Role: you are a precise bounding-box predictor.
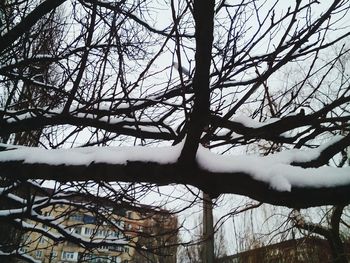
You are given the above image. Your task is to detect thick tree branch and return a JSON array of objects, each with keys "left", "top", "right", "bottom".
[
  {"left": 0, "top": 160, "right": 349, "bottom": 208},
  {"left": 0, "top": 114, "right": 176, "bottom": 140}
]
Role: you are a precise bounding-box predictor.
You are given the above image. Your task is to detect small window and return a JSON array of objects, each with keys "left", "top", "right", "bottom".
[
  {"left": 74, "top": 227, "right": 81, "bottom": 234},
  {"left": 19, "top": 247, "right": 27, "bottom": 253},
  {"left": 62, "top": 251, "right": 75, "bottom": 260},
  {"left": 109, "top": 245, "right": 124, "bottom": 252},
  {"left": 83, "top": 215, "right": 96, "bottom": 224},
  {"left": 112, "top": 256, "right": 121, "bottom": 263},
  {"left": 35, "top": 250, "right": 43, "bottom": 258},
  {"left": 39, "top": 237, "right": 45, "bottom": 244},
  {"left": 112, "top": 231, "right": 120, "bottom": 237},
  {"left": 84, "top": 227, "right": 93, "bottom": 235},
  {"left": 100, "top": 245, "right": 108, "bottom": 250},
  {"left": 51, "top": 251, "right": 57, "bottom": 258},
  {"left": 70, "top": 213, "right": 83, "bottom": 221}
]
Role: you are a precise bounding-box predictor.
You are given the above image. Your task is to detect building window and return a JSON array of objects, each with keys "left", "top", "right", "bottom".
[
  {"left": 99, "top": 245, "right": 108, "bottom": 251},
  {"left": 126, "top": 211, "right": 133, "bottom": 219},
  {"left": 19, "top": 247, "right": 27, "bottom": 253},
  {"left": 62, "top": 251, "right": 76, "bottom": 260},
  {"left": 109, "top": 245, "right": 124, "bottom": 252},
  {"left": 70, "top": 213, "right": 83, "bottom": 222},
  {"left": 112, "top": 231, "right": 120, "bottom": 238},
  {"left": 69, "top": 226, "right": 82, "bottom": 235},
  {"left": 74, "top": 226, "right": 82, "bottom": 234},
  {"left": 124, "top": 246, "right": 129, "bottom": 253},
  {"left": 83, "top": 214, "right": 96, "bottom": 224},
  {"left": 39, "top": 236, "right": 45, "bottom": 244},
  {"left": 51, "top": 251, "right": 57, "bottom": 258},
  {"left": 111, "top": 256, "right": 121, "bottom": 263},
  {"left": 35, "top": 250, "right": 43, "bottom": 258},
  {"left": 84, "top": 227, "right": 93, "bottom": 235},
  {"left": 79, "top": 253, "right": 93, "bottom": 261}
]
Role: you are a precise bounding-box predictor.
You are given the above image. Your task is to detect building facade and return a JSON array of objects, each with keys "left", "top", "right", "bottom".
[{"left": 18, "top": 197, "right": 178, "bottom": 263}]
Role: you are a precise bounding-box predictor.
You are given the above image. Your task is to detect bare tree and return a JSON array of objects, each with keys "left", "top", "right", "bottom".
[
  {"left": 290, "top": 206, "right": 350, "bottom": 263},
  {"left": 1, "top": 0, "right": 350, "bottom": 261},
  {"left": 177, "top": 216, "right": 228, "bottom": 263},
  {"left": 133, "top": 209, "right": 179, "bottom": 263}
]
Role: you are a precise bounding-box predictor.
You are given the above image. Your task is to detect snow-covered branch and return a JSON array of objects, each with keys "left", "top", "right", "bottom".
[{"left": 1, "top": 136, "right": 350, "bottom": 207}]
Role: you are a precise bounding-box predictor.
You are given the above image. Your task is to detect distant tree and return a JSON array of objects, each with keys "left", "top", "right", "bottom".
[
  {"left": 133, "top": 210, "right": 179, "bottom": 263},
  {"left": 177, "top": 216, "right": 228, "bottom": 262},
  {"left": 291, "top": 206, "right": 350, "bottom": 263},
  {"left": 0, "top": 1, "right": 64, "bottom": 261}
]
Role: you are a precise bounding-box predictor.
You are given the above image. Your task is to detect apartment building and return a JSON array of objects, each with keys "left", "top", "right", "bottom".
[{"left": 18, "top": 192, "right": 178, "bottom": 263}]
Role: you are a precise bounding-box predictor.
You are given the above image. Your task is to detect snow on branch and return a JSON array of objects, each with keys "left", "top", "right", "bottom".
[
  {"left": 0, "top": 136, "right": 350, "bottom": 207},
  {"left": 0, "top": 250, "right": 41, "bottom": 263}
]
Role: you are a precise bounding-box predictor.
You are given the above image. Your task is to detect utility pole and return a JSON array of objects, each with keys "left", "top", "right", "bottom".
[
  {"left": 201, "top": 122, "right": 215, "bottom": 263},
  {"left": 202, "top": 192, "right": 214, "bottom": 263}
]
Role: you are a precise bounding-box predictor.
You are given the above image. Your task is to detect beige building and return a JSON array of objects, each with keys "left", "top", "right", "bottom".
[{"left": 18, "top": 196, "right": 178, "bottom": 263}]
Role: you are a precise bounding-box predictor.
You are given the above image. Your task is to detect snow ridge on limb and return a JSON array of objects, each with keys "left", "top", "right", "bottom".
[
  {"left": 0, "top": 136, "right": 350, "bottom": 208},
  {"left": 0, "top": 250, "right": 41, "bottom": 263},
  {"left": 196, "top": 138, "right": 350, "bottom": 192}
]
